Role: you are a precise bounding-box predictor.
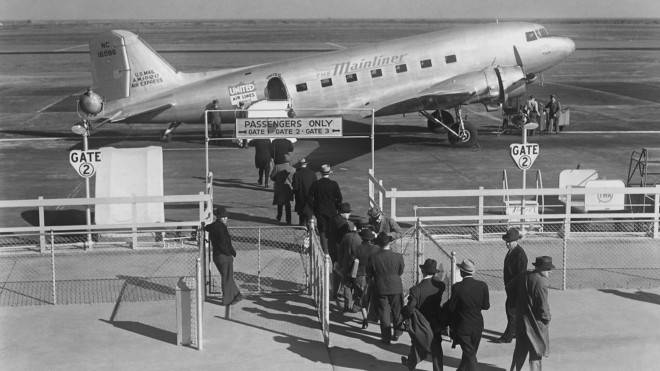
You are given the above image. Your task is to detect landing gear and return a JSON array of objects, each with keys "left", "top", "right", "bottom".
[
  {"left": 161, "top": 121, "right": 182, "bottom": 142},
  {"left": 426, "top": 110, "right": 454, "bottom": 133},
  {"left": 420, "top": 106, "right": 479, "bottom": 147}
]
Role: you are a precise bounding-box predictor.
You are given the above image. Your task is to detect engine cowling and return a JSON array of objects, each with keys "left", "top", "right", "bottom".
[{"left": 452, "top": 65, "right": 527, "bottom": 110}]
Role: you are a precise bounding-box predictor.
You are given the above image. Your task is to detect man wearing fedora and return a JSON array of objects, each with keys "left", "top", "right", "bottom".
[
  {"left": 309, "top": 164, "right": 343, "bottom": 253},
  {"left": 510, "top": 256, "right": 554, "bottom": 371},
  {"left": 292, "top": 158, "right": 317, "bottom": 226},
  {"left": 368, "top": 232, "right": 405, "bottom": 344},
  {"left": 204, "top": 207, "right": 243, "bottom": 306},
  {"left": 401, "top": 259, "right": 446, "bottom": 371},
  {"left": 368, "top": 206, "right": 404, "bottom": 240},
  {"left": 346, "top": 225, "right": 379, "bottom": 327},
  {"left": 249, "top": 138, "right": 273, "bottom": 188},
  {"left": 447, "top": 259, "right": 490, "bottom": 371},
  {"left": 270, "top": 155, "right": 295, "bottom": 225},
  {"left": 499, "top": 228, "right": 529, "bottom": 343}
]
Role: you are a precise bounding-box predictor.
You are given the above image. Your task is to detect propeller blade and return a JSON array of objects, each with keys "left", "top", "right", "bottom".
[{"left": 513, "top": 45, "right": 525, "bottom": 72}]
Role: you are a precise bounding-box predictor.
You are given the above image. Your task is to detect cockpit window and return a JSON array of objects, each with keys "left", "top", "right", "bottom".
[
  {"left": 539, "top": 28, "right": 549, "bottom": 37},
  {"left": 525, "top": 31, "right": 538, "bottom": 42}
]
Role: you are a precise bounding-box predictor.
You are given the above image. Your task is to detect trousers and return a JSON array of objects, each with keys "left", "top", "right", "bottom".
[
  {"left": 406, "top": 334, "right": 443, "bottom": 371},
  {"left": 276, "top": 202, "right": 291, "bottom": 224},
  {"left": 456, "top": 330, "right": 482, "bottom": 371},
  {"left": 213, "top": 254, "right": 241, "bottom": 306},
  {"left": 510, "top": 332, "right": 543, "bottom": 371},
  {"left": 502, "top": 289, "right": 517, "bottom": 339},
  {"left": 376, "top": 293, "right": 403, "bottom": 341}
]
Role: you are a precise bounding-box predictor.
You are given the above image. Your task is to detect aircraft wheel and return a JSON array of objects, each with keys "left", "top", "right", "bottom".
[{"left": 448, "top": 121, "right": 478, "bottom": 147}]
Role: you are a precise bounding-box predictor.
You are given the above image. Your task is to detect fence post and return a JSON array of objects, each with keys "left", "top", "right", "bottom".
[
  {"left": 50, "top": 229, "right": 57, "bottom": 305},
  {"left": 378, "top": 180, "right": 384, "bottom": 210},
  {"left": 198, "top": 225, "right": 208, "bottom": 301},
  {"left": 450, "top": 251, "right": 456, "bottom": 297},
  {"left": 564, "top": 186, "right": 572, "bottom": 239},
  {"left": 257, "top": 227, "right": 262, "bottom": 293},
  {"left": 562, "top": 233, "right": 568, "bottom": 291},
  {"left": 416, "top": 219, "right": 424, "bottom": 284},
  {"left": 198, "top": 191, "right": 205, "bottom": 223},
  {"left": 323, "top": 252, "right": 331, "bottom": 347},
  {"left": 477, "top": 186, "right": 484, "bottom": 241},
  {"left": 196, "top": 257, "right": 203, "bottom": 351},
  {"left": 653, "top": 185, "right": 660, "bottom": 239},
  {"left": 38, "top": 196, "right": 46, "bottom": 253},
  {"left": 131, "top": 197, "right": 138, "bottom": 249},
  {"left": 368, "top": 169, "right": 374, "bottom": 206},
  {"left": 390, "top": 188, "right": 397, "bottom": 221}
]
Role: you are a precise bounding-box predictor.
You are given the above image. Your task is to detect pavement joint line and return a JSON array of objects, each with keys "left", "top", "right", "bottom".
[{"left": 53, "top": 44, "right": 87, "bottom": 52}]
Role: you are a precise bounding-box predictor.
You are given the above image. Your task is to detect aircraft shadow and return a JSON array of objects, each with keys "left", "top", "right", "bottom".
[{"left": 599, "top": 289, "right": 660, "bottom": 305}]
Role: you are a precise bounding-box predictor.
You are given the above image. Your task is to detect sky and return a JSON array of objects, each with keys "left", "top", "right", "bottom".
[{"left": 2, "top": 0, "right": 660, "bottom": 20}]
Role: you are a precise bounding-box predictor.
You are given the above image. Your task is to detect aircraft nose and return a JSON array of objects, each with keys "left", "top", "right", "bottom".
[{"left": 560, "top": 37, "right": 576, "bottom": 57}]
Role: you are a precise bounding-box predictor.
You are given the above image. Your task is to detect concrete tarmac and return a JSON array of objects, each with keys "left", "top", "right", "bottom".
[{"left": 1, "top": 288, "right": 658, "bottom": 370}]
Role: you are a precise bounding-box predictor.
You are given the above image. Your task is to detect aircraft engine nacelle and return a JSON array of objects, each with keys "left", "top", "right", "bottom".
[{"left": 459, "top": 66, "right": 527, "bottom": 111}]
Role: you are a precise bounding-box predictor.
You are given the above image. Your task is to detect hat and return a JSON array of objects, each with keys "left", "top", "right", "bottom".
[
  {"left": 355, "top": 216, "right": 370, "bottom": 228},
  {"left": 502, "top": 228, "right": 522, "bottom": 242},
  {"left": 339, "top": 202, "right": 351, "bottom": 214},
  {"left": 367, "top": 207, "right": 382, "bottom": 218},
  {"left": 419, "top": 259, "right": 441, "bottom": 274},
  {"left": 532, "top": 256, "right": 556, "bottom": 271},
  {"left": 320, "top": 164, "right": 332, "bottom": 175},
  {"left": 214, "top": 206, "right": 228, "bottom": 218},
  {"left": 374, "top": 232, "right": 394, "bottom": 247},
  {"left": 359, "top": 228, "right": 375, "bottom": 240},
  {"left": 456, "top": 259, "right": 476, "bottom": 274}
]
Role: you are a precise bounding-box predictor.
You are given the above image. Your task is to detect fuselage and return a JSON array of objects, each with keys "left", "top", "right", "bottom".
[{"left": 103, "top": 22, "right": 574, "bottom": 124}]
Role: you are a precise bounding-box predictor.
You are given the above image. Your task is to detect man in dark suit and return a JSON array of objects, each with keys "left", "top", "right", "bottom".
[
  {"left": 271, "top": 138, "right": 294, "bottom": 165},
  {"left": 203, "top": 207, "right": 242, "bottom": 306},
  {"left": 447, "top": 259, "right": 490, "bottom": 371},
  {"left": 291, "top": 158, "right": 317, "bottom": 226},
  {"left": 367, "top": 232, "right": 405, "bottom": 344},
  {"left": 308, "top": 164, "right": 343, "bottom": 256},
  {"left": 498, "top": 228, "right": 528, "bottom": 343},
  {"left": 401, "top": 259, "right": 446, "bottom": 371},
  {"left": 250, "top": 139, "right": 273, "bottom": 187}
]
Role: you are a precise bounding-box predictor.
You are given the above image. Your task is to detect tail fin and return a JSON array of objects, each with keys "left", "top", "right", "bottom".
[{"left": 89, "top": 30, "right": 180, "bottom": 102}]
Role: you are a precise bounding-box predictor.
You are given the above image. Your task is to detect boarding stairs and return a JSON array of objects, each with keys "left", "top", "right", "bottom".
[{"left": 626, "top": 148, "right": 660, "bottom": 211}]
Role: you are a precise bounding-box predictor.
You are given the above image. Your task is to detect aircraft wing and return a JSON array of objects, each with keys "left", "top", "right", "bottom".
[
  {"left": 372, "top": 70, "right": 498, "bottom": 116},
  {"left": 97, "top": 103, "right": 174, "bottom": 124}
]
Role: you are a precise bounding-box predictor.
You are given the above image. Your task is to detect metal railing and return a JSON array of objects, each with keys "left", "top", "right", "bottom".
[
  {"left": 308, "top": 220, "right": 331, "bottom": 346},
  {"left": 367, "top": 169, "right": 660, "bottom": 240}
]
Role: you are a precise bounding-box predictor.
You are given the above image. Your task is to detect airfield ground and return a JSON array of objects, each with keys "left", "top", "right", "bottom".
[{"left": 1, "top": 19, "right": 660, "bottom": 370}]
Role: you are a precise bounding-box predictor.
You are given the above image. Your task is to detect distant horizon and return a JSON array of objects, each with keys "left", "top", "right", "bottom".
[{"left": 3, "top": 17, "right": 660, "bottom": 23}]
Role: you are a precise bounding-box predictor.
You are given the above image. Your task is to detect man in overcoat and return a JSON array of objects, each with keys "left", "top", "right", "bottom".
[
  {"left": 367, "top": 232, "right": 405, "bottom": 344},
  {"left": 308, "top": 164, "right": 343, "bottom": 255},
  {"left": 401, "top": 259, "right": 446, "bottom": 371},
  {"left": 447, "top": 259, "right": 490, "bottom": 371},
  {"left": 498, "top": 228, "right": 528, "bottom": 343},
  {"left": 250, "top": 138, "right": 272, "bottom": 187},
  {"left": 510, "top": 256, "right": 554, "bottom": 371},
  {"left": 291, "top": 158, "right": 317, "bottom": 225}
]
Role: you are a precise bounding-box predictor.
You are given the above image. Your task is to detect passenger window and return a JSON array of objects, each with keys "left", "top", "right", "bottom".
[
  {"left": 296, "top": 83, "right": 308, "bottom": 92},
  {"left": 371, "top": 68, "right": 383, "bottom": 78},
  {"left": 539, "top": 28, "right": 549, "bottom": 37},
  {"left": 345, "top": 73, "right": 358, "bottom": 83},
  {"left": 445, "top": 54, "right": 457, "bottom": 64},
  {"left": 526, "top": 31, "right": 537, "bottom": 42},
  {"left": 395, "top": 64, "right": 407, "bottom": 73},
  {"left": 321, "top": 78, "right": 333, "bottom": 87},
  {"left": 420, "top": 59, "right": 432, "bottom": 68}
]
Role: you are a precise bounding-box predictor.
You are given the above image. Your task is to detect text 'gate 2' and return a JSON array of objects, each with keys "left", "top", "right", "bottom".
[
  {"left": 510, "top": 143, "right": 540, "bottom": 170},
  {"left": 69, "top": 150, "right": 102, "bottom": 178}
]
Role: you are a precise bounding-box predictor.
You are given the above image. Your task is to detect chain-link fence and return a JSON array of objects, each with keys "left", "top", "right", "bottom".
[
  {"left": 0, "top": 227, "right": 203, "bottom": 348},
  {"left": 420, "top": 220, "right": 660, "bottom": 291},
  {"left": 206, "top": 226, "right": 310, "bottom": 297}
]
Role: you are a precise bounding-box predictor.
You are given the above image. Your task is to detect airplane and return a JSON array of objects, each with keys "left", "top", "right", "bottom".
[{"left": 76, "top": 22, "right": 575, "bottom": 146}]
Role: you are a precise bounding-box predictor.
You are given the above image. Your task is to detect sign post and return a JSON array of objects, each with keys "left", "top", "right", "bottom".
[
  {"left": 69, "top": 123, "right": 102, "bottom": 249},
  {"left": 509, "top": 123, "right": 540, "bottom": 228}
]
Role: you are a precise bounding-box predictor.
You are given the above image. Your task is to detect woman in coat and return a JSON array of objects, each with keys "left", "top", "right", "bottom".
[{"left": 270, "top": 156, "right": 294, "bottom": 224}]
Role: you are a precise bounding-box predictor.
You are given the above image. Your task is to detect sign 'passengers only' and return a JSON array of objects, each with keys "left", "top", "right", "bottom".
[{"left": 235, "top": 117, "right": 343, "bottom": 139}]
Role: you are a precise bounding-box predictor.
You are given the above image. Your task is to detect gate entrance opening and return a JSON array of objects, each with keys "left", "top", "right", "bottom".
[{"left": 265, "top": 77, "right": 288, "bottom": 100}]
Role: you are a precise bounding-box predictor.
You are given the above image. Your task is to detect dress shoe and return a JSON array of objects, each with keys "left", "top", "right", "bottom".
[
  {"left": 361, "top": 319, "right": 368, "bottom": 329},
  {"left": 401, "top": 356, "right": 408, "bottom": 366}
]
